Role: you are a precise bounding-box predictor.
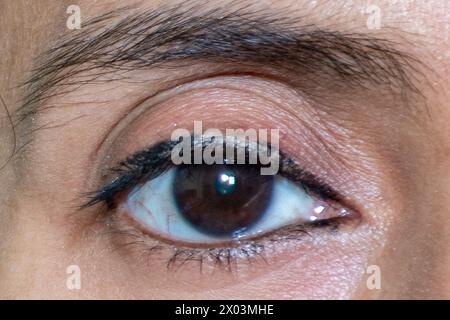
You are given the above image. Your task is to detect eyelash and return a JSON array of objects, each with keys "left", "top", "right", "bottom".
[
  {"left": 109, "top": 218, "right": 344, "bottom": 272},
  {"left": 81, "top": 137, "right": 353, "bottom": 270},
  {"left": 83, "top": 138, "right": 341, "bottom": 208}
]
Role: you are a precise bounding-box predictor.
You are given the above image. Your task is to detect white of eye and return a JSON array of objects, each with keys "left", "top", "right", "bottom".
[{"left": 122, "top": 168, "right": 329, "bottom": 244}]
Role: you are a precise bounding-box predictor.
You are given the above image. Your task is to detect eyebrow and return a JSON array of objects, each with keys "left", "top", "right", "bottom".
[{"left": 17, "top": 4, "right": 423, "bottom": 127}]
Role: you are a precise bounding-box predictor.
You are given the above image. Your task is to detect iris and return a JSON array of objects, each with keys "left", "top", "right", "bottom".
[{"left": 174, "top": 165, "right": 274, "bottom": 236}]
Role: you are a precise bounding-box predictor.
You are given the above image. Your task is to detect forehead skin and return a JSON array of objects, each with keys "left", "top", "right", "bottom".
[{"left": 0, "top": 0, "right": 450, "bottom": 299}]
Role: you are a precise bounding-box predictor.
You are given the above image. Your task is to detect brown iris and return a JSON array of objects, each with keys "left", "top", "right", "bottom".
[{"left": 173, "top": 165, "right": 274, "bottom": 236}]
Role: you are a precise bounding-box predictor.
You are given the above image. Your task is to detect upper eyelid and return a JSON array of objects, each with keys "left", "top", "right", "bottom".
[{"left": 80, "top": 136, "right": 342, "bottom": 210}]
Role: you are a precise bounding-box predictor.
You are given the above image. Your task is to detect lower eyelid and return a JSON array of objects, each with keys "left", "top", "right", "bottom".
[{"left": 107, "top": 204, "right": 360, "bottom": 274}]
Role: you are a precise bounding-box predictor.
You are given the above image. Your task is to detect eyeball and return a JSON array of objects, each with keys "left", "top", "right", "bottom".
[{"left": 122, "top": 163, "right": 345, "bottom": 245}]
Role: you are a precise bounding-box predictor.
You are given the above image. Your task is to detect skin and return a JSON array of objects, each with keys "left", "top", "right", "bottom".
[{"left": 0, "top": 0, "right": 449, "bottom": 299}]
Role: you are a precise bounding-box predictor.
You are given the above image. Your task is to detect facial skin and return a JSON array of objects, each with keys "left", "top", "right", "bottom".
[{"left": 0, "top": 0, "right": 449, "bottom": 299}]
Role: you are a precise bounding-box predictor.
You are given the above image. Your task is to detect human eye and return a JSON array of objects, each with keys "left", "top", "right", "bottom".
[{"left": 82, "top": 135, "right": 359, "bottom": 269}]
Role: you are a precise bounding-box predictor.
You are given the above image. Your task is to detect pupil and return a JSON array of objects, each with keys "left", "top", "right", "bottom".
[{"left": 173, "top": 165, "right": 274, "bottom": 236}]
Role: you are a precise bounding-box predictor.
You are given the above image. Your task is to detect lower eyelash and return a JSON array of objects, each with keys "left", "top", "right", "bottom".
[{"left": 106, "top": 218, "right": 347, "bottom": 273}]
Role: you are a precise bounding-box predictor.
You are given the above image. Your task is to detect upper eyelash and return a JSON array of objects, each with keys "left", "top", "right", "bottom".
[
  {"left": 81, "top": 140, "right": 176, "bottom": 209},
  {"left": 81, "top": 136, "right": 342, "bottom": 210}
]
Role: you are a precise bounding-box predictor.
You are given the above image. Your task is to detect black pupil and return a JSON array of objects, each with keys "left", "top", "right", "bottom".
[{"left": 173, "top": 165, "right": 274, "bottom": 237}]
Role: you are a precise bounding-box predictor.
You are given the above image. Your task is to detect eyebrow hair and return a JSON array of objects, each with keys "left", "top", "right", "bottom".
[{"left": 17, "top": 3, "right": 423, "bottom": 130}]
